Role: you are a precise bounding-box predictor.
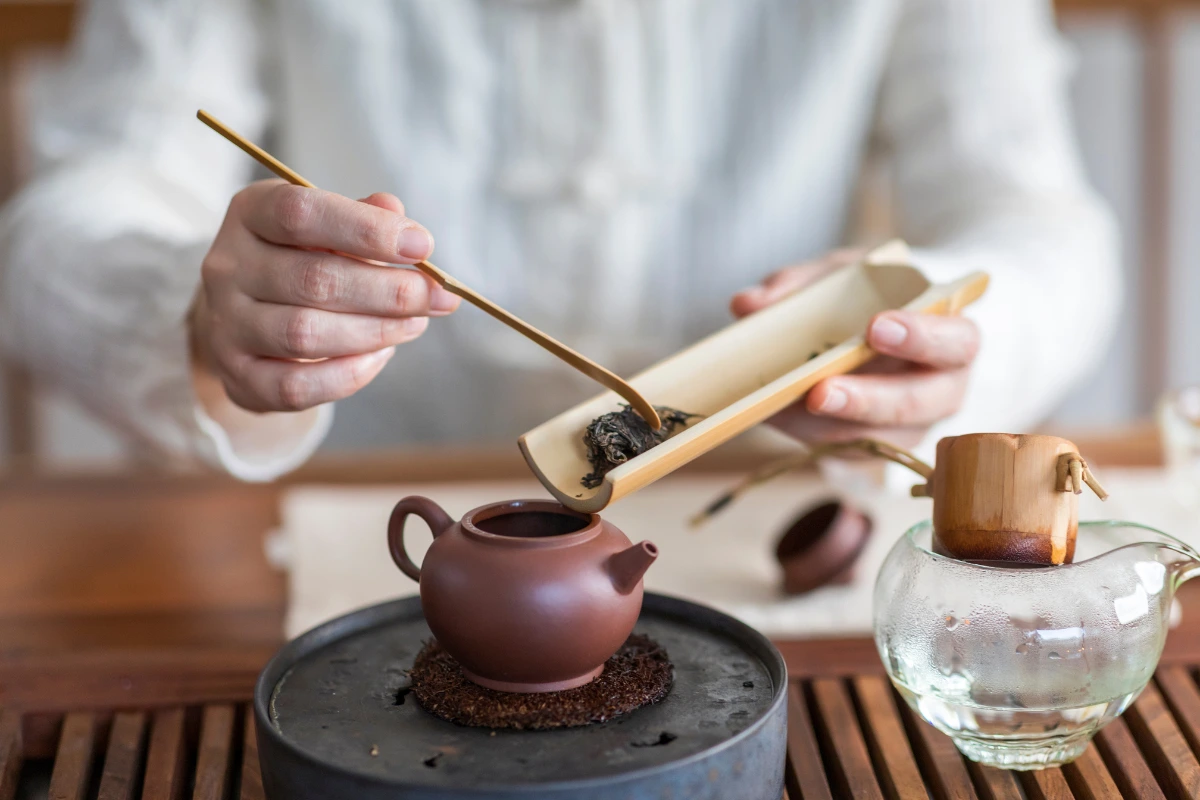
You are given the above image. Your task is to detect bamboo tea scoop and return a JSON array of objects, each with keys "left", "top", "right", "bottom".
[{"left": 196, "top": 109, "right": 662, "bottom": 430}]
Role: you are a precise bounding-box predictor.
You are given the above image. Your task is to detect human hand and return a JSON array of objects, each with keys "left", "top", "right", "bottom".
[
  {"left": 190, "top": 181, "right": 458, "bottom": 412},
  {"left": 730, "top": 249, "right": 980, "bottom": 448}
]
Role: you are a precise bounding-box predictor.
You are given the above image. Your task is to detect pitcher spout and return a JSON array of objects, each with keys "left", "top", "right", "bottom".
[
  {"left": 1130, "top": 532, "right": 1200, "bottom": 587},
  {"left": 607, "top": 541, "right": 659, "bottom": 595},
  {"left": 1113, "top": 536, "right": 1200, "bottom": 591},
  {"left": 1163, "top": 544, "right": 1200, "bottom": 587}
]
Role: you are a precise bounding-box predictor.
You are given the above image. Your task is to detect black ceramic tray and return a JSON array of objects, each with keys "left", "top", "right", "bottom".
[{"left": 254, "top": 592, "right": 787, "bottom": 799}]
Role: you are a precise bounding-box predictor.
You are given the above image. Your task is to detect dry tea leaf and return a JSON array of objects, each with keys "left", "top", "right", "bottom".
[
  {"left": 409, "top": 634, "right": 673, "bottom": 730},
  {"left": 581, "top": 405, "right": 700, "bottom": 489}
]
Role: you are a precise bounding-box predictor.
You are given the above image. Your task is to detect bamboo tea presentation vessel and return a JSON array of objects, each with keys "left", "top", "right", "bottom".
[{"left": 521, "top": 242, "right": 989, "bottom": 513}]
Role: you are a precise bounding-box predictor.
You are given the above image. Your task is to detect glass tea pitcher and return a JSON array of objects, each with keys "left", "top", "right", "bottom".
[
  {"left": 695, "top": 431, "right": 1196, "bottom": 770},
  {"left": 874, "top": 520, "right": 1200, "bottom": 769}
]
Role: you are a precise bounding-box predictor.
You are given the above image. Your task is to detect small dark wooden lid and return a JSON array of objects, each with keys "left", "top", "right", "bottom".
[{"left": 775, "top": 500, "right": 873, "bottom": 595}]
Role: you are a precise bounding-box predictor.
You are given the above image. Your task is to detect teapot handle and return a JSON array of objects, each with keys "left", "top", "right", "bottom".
[{"left": 388, "top": 496, "right": 454, "bottom": 582}]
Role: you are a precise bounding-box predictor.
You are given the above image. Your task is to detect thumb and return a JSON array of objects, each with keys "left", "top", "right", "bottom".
[
  {"left": 729, "top": 249, "right": 865, "bottom": 318},
  {"left": 730, "top": 262, "right": 838, "bottom": 318}
]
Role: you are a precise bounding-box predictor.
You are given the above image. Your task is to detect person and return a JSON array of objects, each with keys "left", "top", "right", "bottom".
[{"left": 0, "top": 0, "right": 1119, "bottom": 481}]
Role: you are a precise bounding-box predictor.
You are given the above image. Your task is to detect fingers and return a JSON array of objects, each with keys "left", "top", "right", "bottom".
[
  {"left": 223, "top": 348, "right": 397, "bottom": 412},
  {"left": 237, "top": 181, "right": 434, "bottom": 264},
  {"left": 196, "top": 185, "right": 438, "bottom": 413},
  {"left": 237, "top": 241, "right": 460, "bottom": 317},
  {"left": 730, "top": 249, "right": 863, "bottom": 318},
  {"left": 232, "top": 300, "right": 429, "bottom": 360},
  {"left": 731, "top": 263, "right": 839, "bottom": 318},
  {"left": 768, "top": 411, "right": 926, "bottom": 450},
  {"left": 804, "top": 368, "right": 971, "bottom": 428},
  {"left": 867, "top": 310, "right": 980, "bottom": 370},
  {"left": 358, "top": 192, "right": 406, "bottom": 214}
]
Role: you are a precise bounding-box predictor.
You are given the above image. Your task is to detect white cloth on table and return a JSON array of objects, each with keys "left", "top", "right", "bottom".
[{"left": 278, "top": 469, "right": 1191, "bottom": 641}]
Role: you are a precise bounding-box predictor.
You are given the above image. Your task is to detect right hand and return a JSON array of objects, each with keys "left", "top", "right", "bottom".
[{"left": 190, "top": 180, "right": 458, "bottom": 412}]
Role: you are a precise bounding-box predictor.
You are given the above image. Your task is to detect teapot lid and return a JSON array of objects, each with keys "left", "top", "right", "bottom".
[{"left": 774, "top": 500, "right": 873, "bottom": 594}]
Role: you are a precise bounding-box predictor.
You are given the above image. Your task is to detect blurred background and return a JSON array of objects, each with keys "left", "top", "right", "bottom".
[{"left": 0, "top": 0, "right": 1194, "bottom": 471}]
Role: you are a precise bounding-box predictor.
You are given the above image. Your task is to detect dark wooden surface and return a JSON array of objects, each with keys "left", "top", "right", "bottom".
[
  {"left": 0, "top": 1, "right": 75, "bottom": 51},
  {"left": 0, "top": 703, "right": 264, "bottom": 800},
  {"left": 1057, "top": 0, "right": 1200, "bottom": 8},
  {"left": 0, "top": 429, "right": 1176, "bottom": 694},
  {"left": 4, "top": 670, "right": 1200, "bottom": 798},
  {"left": 0, "top": 429, "right": 1171, "bottom": 705},
  {"left": 0, "top": 473, "right": 282, "bottom": 765},
  {"left": 789, "top": 668, "right": 1200, "bottom": 800},
  {"left": 0, "top": 430, "right": 1177, "bottom": 796}
]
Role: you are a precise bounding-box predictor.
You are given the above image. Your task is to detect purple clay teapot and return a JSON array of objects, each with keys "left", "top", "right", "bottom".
[{"left": 388, "top": 496, "right": 658, "bottom": 693}]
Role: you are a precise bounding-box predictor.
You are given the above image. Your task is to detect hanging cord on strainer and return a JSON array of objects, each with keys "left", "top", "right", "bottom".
[
  {"left": 688, "top": 438, "right": 935, "bottom": 528},
  {"left": 1055, "top": 453, "right": 1109, "bottom": 500},
  {"left": 689, "top": 439, "right": 1111, "bottom": 528}
]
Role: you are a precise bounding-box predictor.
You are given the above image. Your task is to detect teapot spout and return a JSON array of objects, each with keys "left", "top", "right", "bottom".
[{"left": 608, "top": 541, "right": 659, "bottom": 595}]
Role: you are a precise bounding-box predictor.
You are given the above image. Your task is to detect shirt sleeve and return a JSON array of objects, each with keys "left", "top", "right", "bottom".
[
  {"left": 874, "top": 0, "right": 1122, "bottom": 472},
  {"left": 0, "top": 0, "right": 332, "bottom": 480}
]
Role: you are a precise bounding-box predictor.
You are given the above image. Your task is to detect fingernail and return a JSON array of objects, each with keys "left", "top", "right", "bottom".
[
  {"left": 398, "top": 227, "right": 433, "bottom": 260},
  {"left": 430, "top": 286, "right": 459, "bottom": 313},
  {"left": 871, "top": 316, "right": 908, "bottom": 348},
  {"left": 401, "top": 316, "right": 429, "bottom": 336},
  {"left": 734, "top": 287, "right": 765, "bottom": 306},
  {"left": 372, "top": 346, "right": 397, "bottom": 363},
  {"left": 818, "top": 386, "right": 848, "bottom": 414}
]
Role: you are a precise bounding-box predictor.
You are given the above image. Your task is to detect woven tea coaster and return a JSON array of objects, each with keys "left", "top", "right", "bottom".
[{"left": 409, "top": 634, "right": 673, "bottom": 730}]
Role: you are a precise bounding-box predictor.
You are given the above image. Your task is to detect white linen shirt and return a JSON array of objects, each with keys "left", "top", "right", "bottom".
[{"left": 0, "top": 0, "right": 1120, "bottom": 480}]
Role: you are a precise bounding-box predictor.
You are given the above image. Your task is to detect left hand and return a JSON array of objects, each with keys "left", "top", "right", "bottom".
[{"left": 730, "top": 250, "right": 981, "bottom": 448}]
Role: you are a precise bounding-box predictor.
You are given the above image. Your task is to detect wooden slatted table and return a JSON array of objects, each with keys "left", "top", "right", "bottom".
[
  {"left": 0, "top": 430, "right": 1180, "bottom": 797},
  {"left": 4, "top": 664, "right": 1200, "bottom": 798},
  {"left": 0, "top": 703, "right": 263, "bottom": 800},
  {"left": 785, "top": 667, "right": 1200, "bottom": 800}
]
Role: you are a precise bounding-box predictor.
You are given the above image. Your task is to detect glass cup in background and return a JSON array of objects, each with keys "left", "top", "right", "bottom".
[{"left": 1157, "top": 387, "right": 1200, "bottom": 510}]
